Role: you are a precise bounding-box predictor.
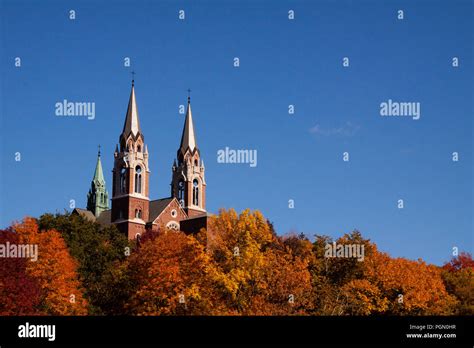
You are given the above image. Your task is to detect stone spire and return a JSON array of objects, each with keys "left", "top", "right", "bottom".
[
  {"left": 171, "top": 92, "right": 206, "bottom": 216},
  {"left": 121, "top": 81, "right": 142, "bottom": 142},
  {"left": 178, "top": 94, "right": 197, "bottom": 160}
]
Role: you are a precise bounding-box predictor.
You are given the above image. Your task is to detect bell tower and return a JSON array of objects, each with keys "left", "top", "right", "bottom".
[
  {"left": 171, "top": 93, "right": 206, "bottom": 217},
  {"left": 111, "top": 79, "right": 150, "bottom": 239}
]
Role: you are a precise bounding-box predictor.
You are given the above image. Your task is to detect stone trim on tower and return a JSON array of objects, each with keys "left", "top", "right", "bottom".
[
  {"left": 111, "top": 80, "right": 151, "bottom": 239},
  {"left": 80, "top": 82, "right": 209, "bottom": 240},
  {"left": 171, "top": 94, "right": 206, "bottom": 217}
]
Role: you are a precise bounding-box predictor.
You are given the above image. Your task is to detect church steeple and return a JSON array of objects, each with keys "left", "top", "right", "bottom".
[
  {"left": 120, "top": 81, "right": 143, "bottom": 150},
  {"left": 93, "top": 146, "right": 105, "bottom": 183},
  {"left": 172, "top": 92, "right": 206, "bottom": 217},
  {"left": 112, "top": 79, "right": 150, "bottom": 240},
  {"left": 178, "top": 91, "right": 198, "bottom": 162},
  {"left": 87, "top": 147, "right": 109, "bottom": 217}
]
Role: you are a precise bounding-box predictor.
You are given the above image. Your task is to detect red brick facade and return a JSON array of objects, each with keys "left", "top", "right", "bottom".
[
  {"left": 75, "top": 83, "right": 208, "bottom": 239},
  {"left": 104, "top": 82, "right": 207, "bottom": 239}
]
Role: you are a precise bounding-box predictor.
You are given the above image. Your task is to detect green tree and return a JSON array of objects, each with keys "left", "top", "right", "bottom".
[{"left": 38, "top": 212, "right": 130, "bottom": 314}]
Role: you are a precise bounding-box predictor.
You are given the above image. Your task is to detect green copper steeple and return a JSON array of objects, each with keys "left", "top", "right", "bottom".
[{"left": 87, "top": 147, "right": 109, "bottom": 217}]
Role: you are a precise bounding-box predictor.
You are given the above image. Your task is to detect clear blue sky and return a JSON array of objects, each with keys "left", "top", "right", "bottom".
[{"left": 1, "top": 0, "right": 472, "bottom": 265}]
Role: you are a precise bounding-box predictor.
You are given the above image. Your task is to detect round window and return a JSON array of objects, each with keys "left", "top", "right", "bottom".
[{"left": 171, "top": 209, "right": 177, "bottom": 218}]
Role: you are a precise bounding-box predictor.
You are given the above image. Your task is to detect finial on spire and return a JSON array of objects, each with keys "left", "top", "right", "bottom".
[
  {"left": 131, "top": 71, "right": 136, "bottom": 86},
  {"left": 98, "top": 144, "right": 101, "bottom": 157},
  {"left": 187, "top": 88, "right": 191, "bottom": 103}
]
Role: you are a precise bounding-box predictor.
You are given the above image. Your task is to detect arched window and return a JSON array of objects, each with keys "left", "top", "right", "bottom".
[
  {"left": 135, "top": 209, "right": 142, "bottom": 219},
  {"left": 192, "top": 179, "right": 199, "bottom": 206},
  {"left": 194, "top": 159, "right": 198, "bottom": 166},
  {"left": 135, "top": 166, "right": 142, "bottom": 193},
  {"left": 100, "top": 193, "right": 104, "bottom": 204},
  {"left": 137, "top": 145, "right": 141, "bottom": 152},
  {"left": 178, "top": 180, "right": 185, "bottom": 204},
  {"left": 120, "top": 168, "right": 127, "bottom": 193}
]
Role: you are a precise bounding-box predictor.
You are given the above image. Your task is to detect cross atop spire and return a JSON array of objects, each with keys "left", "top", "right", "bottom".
[
  {"left": 187, "top": 88, "right": 191, "bottom": 103},
  {"left": 98, "top": 144, "right": 101, "bottom": 157},
  {"left": 131, "top": 71, "right": 136, "bottom": 87}
]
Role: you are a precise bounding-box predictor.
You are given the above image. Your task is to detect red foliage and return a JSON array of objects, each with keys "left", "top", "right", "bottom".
[
  {"left": 0, "top": 229, "right": 42, "bottom": 315},
  {"left": 442, "top": 252, "right": 474, "bottom": 272}
]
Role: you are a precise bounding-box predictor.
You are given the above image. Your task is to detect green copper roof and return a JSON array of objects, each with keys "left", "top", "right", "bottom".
[
  {"left": 93, "top": 153, "right": 105, "bottom": 184},
  {"left": 87, "top": 149, "right": 109, "bottom": 217}
]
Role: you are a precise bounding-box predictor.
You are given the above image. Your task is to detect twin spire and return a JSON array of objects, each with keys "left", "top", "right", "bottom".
[
  {"left": 88, "top": 79, "right": 202, "bottom": 219},
  {"left": 120, "top": 79, "right": 198, "bottom": 158}
]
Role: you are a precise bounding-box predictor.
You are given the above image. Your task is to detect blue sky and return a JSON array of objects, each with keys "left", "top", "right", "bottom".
[{"left": 1, "top": 0, "right": 472, "bottom": 265}]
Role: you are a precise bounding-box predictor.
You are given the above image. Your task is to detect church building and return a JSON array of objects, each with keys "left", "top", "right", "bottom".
[{"left": 74, "top": 80, "right": 208, "bottom": 240}]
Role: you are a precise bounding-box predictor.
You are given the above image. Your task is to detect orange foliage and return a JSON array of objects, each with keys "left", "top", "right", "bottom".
[
  {"left": 2, "top": 212, "right": 465, "bottom": 316},
  {"left": 363, "top": 251, "right": 458, "bottom": 315},
  {"left": 13, "top": 217, "right": 88, "bottom": 315},
  {"left": 125, "top": 230, "right": 225, "bottom": 315},
  {"left": 341, "top": 279, "right": 388, "bottom": 315}
]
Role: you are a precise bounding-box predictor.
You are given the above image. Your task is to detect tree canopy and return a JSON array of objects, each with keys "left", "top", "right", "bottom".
[{"left": 1, "top": 210, "right": 470, "bottom": 316}]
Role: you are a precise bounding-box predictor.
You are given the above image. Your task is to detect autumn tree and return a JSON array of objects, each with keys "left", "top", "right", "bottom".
[
  {"left": 337, "top": 251, "right": 458, "bottom": 316},
  {"left": 280, "top": 232, "right": 315, "bottom": 264},
  {"left": 4, "top": 209, "right": 464, "bottom": 317},
  {"left": 257, "top": 248, "right": 312, "bottom": 315},
  {"left": 123, "top": 230, "right": 226, "bottom": 315},
  {"left": 442, "top": 252, "right": 474, "bottom": 315},
  {"left": 309, "top": 231, "right": 457, "bottom": 315},
  {"left": 13, "top": 217, "right": 88, "bottom": 315},
  {"left": 340, "top": 279, "right": 389, "bottom": 315},
  {"left": 38, "top": 212, "right": 129, "bottom": 314},
  {"left": 204, "top": 209, "right": 312, "bottom": 315},
  {"left": 310, "top": 231, "right": 376, "bottom": 315},
  {"left": 0, "top": 229, "right": 42, "bottom": 315},
  {"left": 361, "top": 251, "right": 458, "bottom": 315}
]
